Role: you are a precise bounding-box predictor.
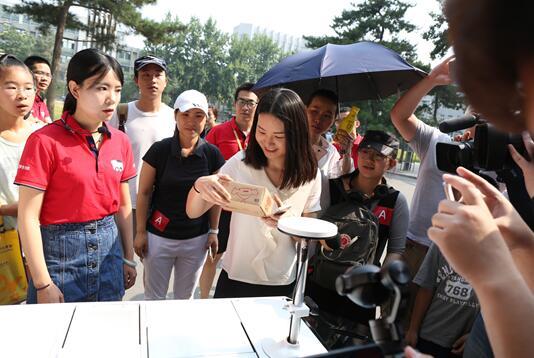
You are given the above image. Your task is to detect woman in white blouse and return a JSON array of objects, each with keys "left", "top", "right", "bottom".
[{"left": 186, "top": 88, "right": 321, "bottom": 298}]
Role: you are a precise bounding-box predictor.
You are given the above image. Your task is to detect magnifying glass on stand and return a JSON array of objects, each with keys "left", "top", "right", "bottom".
[{"left": 262, "top": 217, "right": 338, "bottom": 357}]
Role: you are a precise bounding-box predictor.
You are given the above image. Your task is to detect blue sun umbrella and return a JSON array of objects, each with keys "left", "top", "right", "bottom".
[{"left": 253, "top": 41, "right": 427, "bottom": 103}]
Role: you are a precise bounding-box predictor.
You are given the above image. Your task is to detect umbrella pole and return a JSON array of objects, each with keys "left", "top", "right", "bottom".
[{"left": 366, "top": 73, "right": 383, "bottom": 101}]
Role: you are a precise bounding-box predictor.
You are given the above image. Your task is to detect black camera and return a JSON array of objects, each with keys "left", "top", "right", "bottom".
[
  {"left": 436, "top": 114, "right": 528, "bottom": 173},
  {"left": 436, "top": 114, "right": 533, "bottom": 230},
  {"left": 308, "top": 261, "right": 411, "bottom": 358}
]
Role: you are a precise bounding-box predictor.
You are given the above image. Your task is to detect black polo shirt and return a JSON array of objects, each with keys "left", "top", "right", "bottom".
[{"left": 143, "top": 132, "right": 225, "bottom": 239}]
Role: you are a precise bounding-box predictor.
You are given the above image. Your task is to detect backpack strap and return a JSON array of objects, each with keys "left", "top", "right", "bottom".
[
  {"left": 367, "top": 185, "right": 400, "bottom": 212},
  {"left": 384, "top": 185, "right": 400, "bottom": 207},
  {"left": 117, "top": 103, "right": 128, "bottom": 132},
  {"left": 333, "top": 177, "right": 351, "bottom": 201}
]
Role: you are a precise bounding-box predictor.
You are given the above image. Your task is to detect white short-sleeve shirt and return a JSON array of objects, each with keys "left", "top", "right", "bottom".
[
  {"left": 316, "top": 136, "right": 354, "bottom": 211},
  {"left": 109, "top": 101, "right": 175, "bottom": 208},
  {"left": 0, "top": 123, "right": 42, "bottom": 230},
  {"left": 219, "top": 152, "right": 321, "bottom": 285}
]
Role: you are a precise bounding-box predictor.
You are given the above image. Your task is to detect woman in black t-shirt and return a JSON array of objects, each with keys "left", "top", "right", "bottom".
[{"left": 134, "top": 90, "right": 224, "bottom": 300}]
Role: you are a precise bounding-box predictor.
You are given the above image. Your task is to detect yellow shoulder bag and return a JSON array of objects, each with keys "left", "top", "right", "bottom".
[{"left": 0, "top": 214, "right": 27, "bottom": 304}]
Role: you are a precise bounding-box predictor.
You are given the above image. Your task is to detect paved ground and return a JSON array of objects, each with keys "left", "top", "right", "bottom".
[
  {"left": 385, "top": 172, "right": 417, "bottom": 205},
  {"left": 123, "top": 171, "right": 418, "bottom": 301}
]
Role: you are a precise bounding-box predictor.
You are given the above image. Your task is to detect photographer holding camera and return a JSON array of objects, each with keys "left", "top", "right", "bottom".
[
  {"left": 424, "top": 1, "right": 534, "bottom": 357},
  {"left": 389, "top": 56, "right": 474, "bottom": 326}
]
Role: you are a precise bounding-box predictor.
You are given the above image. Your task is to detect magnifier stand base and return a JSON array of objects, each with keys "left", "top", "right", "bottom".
[
  {"left": 262, "top": 337, "right": 302, "bottom": 358},
  {"left": 284, "top": 301, "right": 310, "bottom": 319}
]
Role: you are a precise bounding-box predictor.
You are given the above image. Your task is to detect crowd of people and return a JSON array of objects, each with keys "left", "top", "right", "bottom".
[{"left": 1, "top": 1, "right": 533, "bottom": 356}]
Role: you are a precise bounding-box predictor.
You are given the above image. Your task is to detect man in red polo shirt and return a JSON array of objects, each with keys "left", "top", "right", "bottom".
[
  {"left": 205, "top": 82, "right": 257, "bottom": 160},
  {"left": 200, "top": 82, "right": 258, "bottom": 298},
  {"left": 333, "top": 106, "right": 363, "bottom": 168},
  {"left": 24, "top": 56, "right": 52, "bottom": 123}
]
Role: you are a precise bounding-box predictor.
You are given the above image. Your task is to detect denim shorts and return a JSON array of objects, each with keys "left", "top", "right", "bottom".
[{"left": 27, "top": 215, "right": 124, "bottom": 303}]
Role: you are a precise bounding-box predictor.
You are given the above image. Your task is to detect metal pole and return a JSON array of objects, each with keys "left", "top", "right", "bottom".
[{"left": 288, "top": 239, "right": 309, "bottom": 344}]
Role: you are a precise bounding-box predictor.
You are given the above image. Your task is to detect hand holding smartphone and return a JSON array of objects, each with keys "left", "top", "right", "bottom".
[
  {"left": 207, "top": 246, "right": 213, "bottom": 260},
  {"left": 273, "top": 204, "right": 292, "bottom": 215},
  {"left": 443, "top": 182, "right": 463, "bottom": 202}
]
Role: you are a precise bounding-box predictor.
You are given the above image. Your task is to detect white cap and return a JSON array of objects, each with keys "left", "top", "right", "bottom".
[{"left": 173, "top": 90, "right": 209, "bottom": 116}]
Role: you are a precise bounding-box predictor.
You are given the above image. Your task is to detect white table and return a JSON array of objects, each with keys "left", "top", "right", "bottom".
[{"left": 0, "top": 297, "right": 326, "bottom": 358}]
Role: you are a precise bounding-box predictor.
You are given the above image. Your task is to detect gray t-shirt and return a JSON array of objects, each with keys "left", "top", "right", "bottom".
[
  {"left": 414, "top": 244, "right": 479, "bottom": 348},
  {"left": 384, "top": 191, "right": 409, "bottom": 254},
  {"left": 407, "top": 122, "right": 451, "bottom": 246}
]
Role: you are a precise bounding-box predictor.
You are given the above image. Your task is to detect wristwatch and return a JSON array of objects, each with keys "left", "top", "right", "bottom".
[{"left": 208, "top": 228, "right": 219, "bottom": 235}]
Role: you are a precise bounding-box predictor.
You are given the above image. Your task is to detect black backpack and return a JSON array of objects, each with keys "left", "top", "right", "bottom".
[{"left": 308, "top": 181, "right": 380, "bottom": 292}]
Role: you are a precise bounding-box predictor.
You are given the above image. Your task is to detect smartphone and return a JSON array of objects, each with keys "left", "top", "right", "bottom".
[
  {"left": 207, "top": 246, "right": 213, "bottom": 260},
  {"left": 273, "top": 204, "right": 292, "bottom": 215},
  {"left": 443, "top": 182, "right": 462, "bottom": 202}
]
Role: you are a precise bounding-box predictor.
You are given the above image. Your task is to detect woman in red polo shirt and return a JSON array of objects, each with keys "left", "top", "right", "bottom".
[{"left": 15, "top": 48, "right": 137, "bottom": 303}]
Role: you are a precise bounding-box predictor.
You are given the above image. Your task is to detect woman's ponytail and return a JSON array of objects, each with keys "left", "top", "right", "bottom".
[{"left": 63, "top": 91, "right": 76, "bottom": 115}]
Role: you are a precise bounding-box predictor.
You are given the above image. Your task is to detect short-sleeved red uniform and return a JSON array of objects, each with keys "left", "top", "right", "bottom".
[
  {"left": 205, "top": 117, "right": 248, "bottom": 160},
  {"left": 15, "top": 114, "right": 136, "bottom": 225},
  {"left": 31, "top": 93, "right": 51, "bottom": 123}
]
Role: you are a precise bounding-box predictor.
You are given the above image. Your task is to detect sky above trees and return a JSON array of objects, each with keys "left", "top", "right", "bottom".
[{"left": 138, "top": 0, "right": 441, "bottom": 63}]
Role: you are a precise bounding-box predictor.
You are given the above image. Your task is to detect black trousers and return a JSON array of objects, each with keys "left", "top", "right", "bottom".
[
  {"left": 214, "top": 269, "right": 295, "bottom": 298},
  {"left": 216, "top": 210, "right": 232, "bottom": 254}
]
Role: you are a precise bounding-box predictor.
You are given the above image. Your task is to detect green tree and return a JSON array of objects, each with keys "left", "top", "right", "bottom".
[
  {"left": 227, "top": 33, "right": 285, "bottom": 90},
  {"left": 305, "top": 0, "right": 417, "bottom": 61},
  {"left": 423, "top": 0, "right": 448, "bottom": 60},
  {"left": 0, "top": 26, "right": 54, "bottom": 60},
  {"left": 7, "top": 0, "right": 184, "bottom": 113},
  {"left": 0, "top": 27, "right": 36, "bottom": 59},
  {"left": 32, "top": 31, "right": 55, "bottom": 60},
  {"left": 146, "top": 16, "right": 231, "bottom": 105},
  {"left": 120, "top": 78, "right": 140, "bottom": 104},
  {"left": 423, "top": 0, "right": 465, "bottom": 123},
  {"left": 146, "top": 17, "right": 284, "bottom": 110}
]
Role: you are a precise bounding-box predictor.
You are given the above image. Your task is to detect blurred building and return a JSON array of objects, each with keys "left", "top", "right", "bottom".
[
  {"left": 0, "top": 0, "right": 141, "bottom": 78},
  {"left": 421, "top": 95, "right": 466, "bottom": 123},
  {"left": 233, "top": 23, "right": 306, "bottom": 53}
]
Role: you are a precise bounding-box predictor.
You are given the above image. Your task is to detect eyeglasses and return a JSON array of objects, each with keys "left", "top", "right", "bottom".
[
  {"left": 2, "top": 86, "right": 35, "bottom": 96},
  {"left": 236, "top": 98, "right": 258, "bottom": 108},
  {"left": 32, "top": 70, "right": 52, "bottom": 79}
]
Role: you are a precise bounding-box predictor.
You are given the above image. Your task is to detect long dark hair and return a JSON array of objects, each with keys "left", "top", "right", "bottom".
[
  {"left": 244, "top": 88, "right": 318, "bottom": 190},
  {"left": 444, "top": 0, "right": 531, "bottom": 133},
  {"left": 63, "top": 48, "right": 124, "bottom": 115}
]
